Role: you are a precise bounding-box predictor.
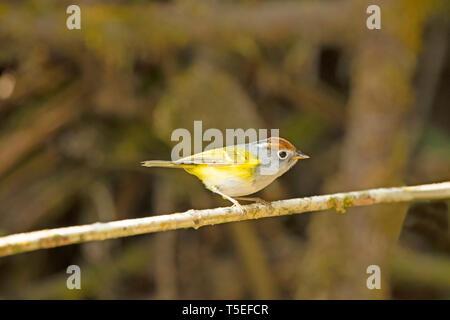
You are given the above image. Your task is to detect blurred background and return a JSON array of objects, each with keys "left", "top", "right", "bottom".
[{"left": 0, "top": 0, "right": 449, "bottom": 299}]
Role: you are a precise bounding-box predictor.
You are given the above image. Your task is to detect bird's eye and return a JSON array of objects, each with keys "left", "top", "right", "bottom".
[{"left": 278, "top": 151, "right": 288, "bottom": 159}]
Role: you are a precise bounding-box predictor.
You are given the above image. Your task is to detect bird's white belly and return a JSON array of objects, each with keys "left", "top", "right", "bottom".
[{"left": 211, "top": 174, "right": 278, "bottom": 197}]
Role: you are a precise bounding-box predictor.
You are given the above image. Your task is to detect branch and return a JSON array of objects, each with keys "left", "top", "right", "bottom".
[{"left": 1, "top": 182, "right": 449, "bottom": 258}]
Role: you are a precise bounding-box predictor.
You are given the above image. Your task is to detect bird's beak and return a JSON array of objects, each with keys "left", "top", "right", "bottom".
[{"left": 293, "top": 152, "right": 310, "bottom": 159}]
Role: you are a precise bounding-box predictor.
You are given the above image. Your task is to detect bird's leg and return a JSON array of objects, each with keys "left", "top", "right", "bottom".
[
  {"left": 235, "top": 197, "right": 274, "bottom": 214},
  {"left": 234, "top": 197, "right": 272, "bottom": 206},
  {"left": 210, "top": 187, "right": 245, "bottom": 214}
]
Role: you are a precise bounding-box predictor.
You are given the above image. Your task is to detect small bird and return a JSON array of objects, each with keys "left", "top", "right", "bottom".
[{"left": 142, "top": 137, "right": 309, "bottom": 211}]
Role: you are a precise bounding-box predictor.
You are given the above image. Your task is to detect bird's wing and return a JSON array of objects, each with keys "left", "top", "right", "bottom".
[{"left": 175, "top": 146, "right": 260, "bottom": 167}]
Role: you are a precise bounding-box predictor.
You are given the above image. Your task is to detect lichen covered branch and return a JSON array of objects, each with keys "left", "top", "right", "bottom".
[{"left": 0, "top": 182, "right": 449, "bottom": 258}]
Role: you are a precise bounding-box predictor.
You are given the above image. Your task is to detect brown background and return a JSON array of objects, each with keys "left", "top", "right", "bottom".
[{"left": 0, "top": 0, "right": 449, "bottom": 299}]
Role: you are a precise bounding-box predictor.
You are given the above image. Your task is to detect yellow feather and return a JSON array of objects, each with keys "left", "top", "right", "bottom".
[{"left": 184, "top": 149, "right": 259, "bottom": 184}]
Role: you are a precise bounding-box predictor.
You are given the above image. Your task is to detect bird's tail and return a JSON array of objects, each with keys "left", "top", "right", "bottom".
[{"left": 141, "top": 160, "right": 188, "bottom": 168}]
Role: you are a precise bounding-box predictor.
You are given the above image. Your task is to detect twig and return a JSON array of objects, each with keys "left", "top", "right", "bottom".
[{"left": 0, "top": 182, "right": 449, "bottom": 257}]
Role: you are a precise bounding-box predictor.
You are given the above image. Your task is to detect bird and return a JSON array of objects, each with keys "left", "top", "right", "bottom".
[{"left": 141, "top": 137, "right": 309, "bottom": 211}]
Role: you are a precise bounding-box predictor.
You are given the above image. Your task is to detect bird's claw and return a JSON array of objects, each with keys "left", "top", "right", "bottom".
[
  {"left": 231, "top": 202, "right": 246, "bottom": 215},
  {"left": 235, "top": 197, "right": 273, "bottom": 211},
  {"left": 254, "top": 198, "right": 272, "bottom": 207}
]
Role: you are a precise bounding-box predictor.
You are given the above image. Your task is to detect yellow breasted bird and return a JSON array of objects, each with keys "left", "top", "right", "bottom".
[{"left": 141, "top": 137, "right": 309, "bottom": 211}]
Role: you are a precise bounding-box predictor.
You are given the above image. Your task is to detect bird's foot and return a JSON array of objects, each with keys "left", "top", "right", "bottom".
[
  {"left": 210, "top": 187, "right": 247, "bottom": 215},
  {"left": 235, "top": 197, "right": 272, "bottom": 207},
  {"left": 230, "top": 201, "right": 246, "bottom": 215}
]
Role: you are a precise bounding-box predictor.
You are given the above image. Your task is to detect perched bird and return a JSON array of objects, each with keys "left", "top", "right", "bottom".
[{"left": 142, "top": 137, "right": 309, "bottom": 211}]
